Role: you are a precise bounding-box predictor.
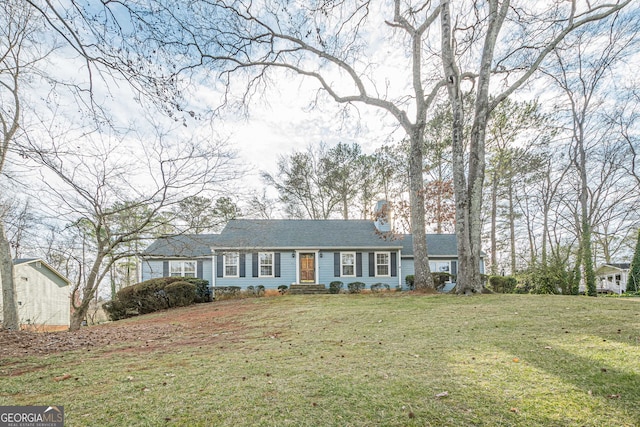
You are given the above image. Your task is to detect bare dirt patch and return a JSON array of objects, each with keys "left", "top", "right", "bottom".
[{"left": 0, "top": 300, "right": 253, "bottom": 359}]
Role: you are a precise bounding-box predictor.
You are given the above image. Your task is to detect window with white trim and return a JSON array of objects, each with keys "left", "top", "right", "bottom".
[
  {"left": 259, "top": 252, "right": 274, "bottom": 277},
  {"left": 375, "top": 252, "right": 390, "bottom": 277},
  {"left": 341, "top": 252, "right": 356, "bottom": 277},
  {"left": 429, "top": 261, "right": 450, "bottom": 273},
  {"left": 224, "top": 252, "right": 239, "bottom": 277},
  {"left": 430, "top": 261, "right": 451, "bottom": 282},
  {"left": 170, "top": 260, "right": 196, "bottom": 278}
]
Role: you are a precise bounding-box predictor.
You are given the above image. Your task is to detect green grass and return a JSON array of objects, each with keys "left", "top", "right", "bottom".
[{"left": 1, "top": 294, "right": 639, "bottom": 426}]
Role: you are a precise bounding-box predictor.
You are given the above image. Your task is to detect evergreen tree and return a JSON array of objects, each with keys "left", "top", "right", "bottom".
[{"left": 628, "top": 228, "right": 640, "bottom": 293}]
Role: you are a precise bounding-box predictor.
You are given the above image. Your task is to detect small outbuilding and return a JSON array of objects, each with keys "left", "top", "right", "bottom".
[
  {"left": 0, "top": 258, "right": 71, "bottom": 331},
  {"left": 595, "top": 263, "right": 630, "bottom": 294}
]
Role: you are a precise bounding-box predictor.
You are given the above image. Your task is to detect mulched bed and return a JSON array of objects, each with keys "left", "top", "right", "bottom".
[{"left": 0, "top": 300, "right": 251, "bottom": 359}]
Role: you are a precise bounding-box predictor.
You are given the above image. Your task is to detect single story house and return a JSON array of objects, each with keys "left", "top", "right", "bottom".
[
  {"left": 140, "top": 215, "right": 485, "bottom": 292},
  {"left": 0, "top": 258, "right": 71, "bottom": 331},
  {"left": 595, "top": 263, "right": 630, "bottom": 294}
]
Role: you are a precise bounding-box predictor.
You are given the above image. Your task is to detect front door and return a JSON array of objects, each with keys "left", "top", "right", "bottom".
[{"left": 299, "top": 253, "right": 315, "bottom": 283}]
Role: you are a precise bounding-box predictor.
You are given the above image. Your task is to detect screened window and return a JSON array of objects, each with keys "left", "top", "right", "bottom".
[
  {"left": 376, "top": 252, "right": 390, "bottom": 277},
  {"left": 341, "top": 252, "right": 356, "bottom": 277},
  {"left": 224, "top": 252, "right": 239, "bottom": 277},
  {"left": 169, "top": 260, "right": 196, "bottom": 278},
  {"left": 259, "top": 252, "right": 274, "bottom": 277},
  {"left": 430, "top": 261, "right": 452, "bottom": 282},
  {"left": 430, "top": 261, "right": 450, "bottom": 274}
]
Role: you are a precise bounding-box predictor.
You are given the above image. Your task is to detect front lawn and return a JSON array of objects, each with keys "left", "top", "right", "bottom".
[{"left": 1, "top": 294, "right": 639, "bottom": 426}]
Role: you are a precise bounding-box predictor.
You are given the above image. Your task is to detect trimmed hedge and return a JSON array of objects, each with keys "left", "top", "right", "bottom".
[
  {"left": 329, "top": 281, "right": 344, "bottom": 294},
  {"left": 104, "top": 276, "right": 209, "bottom": 321},
  {"left": 166, "top": 281, "right": 197, "bottom": 307},
  {"left": 371, "top": 283, "right": 390, "bottom": 293},
  {"left": 432, "top": 272, "right": 453, "bottom": 289},
  {"left": 405, "top": 275, "right": 415, "bottom": 290},
  {"left": 405, "top": 273, "right": 453, "bottom": 290},
  {"left": 188, "top": 278, "right": 213, "bottom": 302},
  {"left": 347, "top": 281, "right": 365, "bottom": 294}
]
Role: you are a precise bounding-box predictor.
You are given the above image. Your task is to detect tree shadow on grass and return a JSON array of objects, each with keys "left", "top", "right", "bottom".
[{"left": 496, "top": 338, "right": 640, "bottom": 426}]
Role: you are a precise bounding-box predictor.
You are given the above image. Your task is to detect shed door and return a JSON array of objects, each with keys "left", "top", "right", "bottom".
[{"left": 299, "top": 253, "right": 316, "bottom": 283}]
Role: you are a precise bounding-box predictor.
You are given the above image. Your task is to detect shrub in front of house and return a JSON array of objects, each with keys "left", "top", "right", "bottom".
[
  {"left": 329, "top": 281, "right": 343, "bottom": 294},
  {"left": 347, "top": 281, "right": 365, "bottom": 294},
  {"left": 246, "top": 285, "right": 266, "bottom": 297},
  {"left": 432, "top": 272, "right": 453, "bottom": 289},
  {"left": 185, "top": 277, "right": 212, "bottom": 302},
  {"left": 214, "top": 286, "right": 242, "bottom": 300},
  {"left": 102, "top": 299, "right": 127, "bottom": 321},
  {"left": 104, "top": 277, "right": 209, "bottom": 321},
  {"left": 126, "top": 279, "right": 172, "bottom": 315},
  {"left": 405, "top": 273, "right": 454, "bottom": 290},
  {"left": 278, "top": 285, "right": 288, "bottom": 295},
  {"left": 370, "top": 283, "right": 390, "bottom": 293},
  {"left": 165, "top": 281, "right": 197, "bottom": 307},
  {"left": 405, "top": 275, "right": 414, "bottom": 290}
]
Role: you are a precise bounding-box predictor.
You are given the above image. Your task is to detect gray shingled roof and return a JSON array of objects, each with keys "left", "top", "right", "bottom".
[
  {"left": 400, "top": 234, "right": 458, "bottom": 257},
  {"left": 603, "top": 263, "right": 631, "bottom": 270},
  {"left": 212, "top": 219, "right": 402, "bottom": 250},
  {"left": 142, "top": 234, "right": 218, "bottom": 257},
  {"left": 140, "top": 220, "right": 470, "bottom": 258}
]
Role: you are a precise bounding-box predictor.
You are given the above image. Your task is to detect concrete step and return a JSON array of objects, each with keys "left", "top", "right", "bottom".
[{"left": 288, "top": 284, "right": 329, "bottom": 295}]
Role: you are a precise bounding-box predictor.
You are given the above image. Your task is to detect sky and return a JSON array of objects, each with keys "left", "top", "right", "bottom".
[{"left": 4, "top": 0, "right": 639, "bottom": 254}]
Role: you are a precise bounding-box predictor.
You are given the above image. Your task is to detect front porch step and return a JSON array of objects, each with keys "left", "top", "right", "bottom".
[{"left": 289, "top": 284, "right": 329, "bottom": 295}]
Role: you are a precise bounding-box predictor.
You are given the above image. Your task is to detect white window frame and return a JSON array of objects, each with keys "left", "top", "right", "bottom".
[
  {"left": 169, "top": 260, "right": 197, "bottom": 278},
  {"left": 259, "top": 252, "right": 274, "bottom": 278},
  {"left": 375, "top": 252, "right": 390, "bottom": 277},
  {"left": 224, "top": 252, "right": 239, "bottom": 277},
  {"left": 341, "top": 252, "right": 356, "bottom": 277},
  {"left": 429, "top": 261, "right": 452, "bottom": 282}
]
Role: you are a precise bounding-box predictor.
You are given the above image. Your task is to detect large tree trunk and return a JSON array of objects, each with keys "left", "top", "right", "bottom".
[
  {"left": 0, "top": 221, "right": 19, "bottom": 330},
  {"left": 443, "top": 0, "right": 506, "bottom": 294},
  {"left": 577, "top": 134, "right": 596, "bottom": 297},
  {"left": 342, "top": 195, "right": 349, "bottom": 220},
  {"left": 508, "top": 175, "right": 516, "bottom": 274},
  {"left": 490, "top": 170, "right": 498, "bottom": 275},
  {"left": 69, "top": 252, "right": 106, "bottom": 331},
  {"left": 442, "top": 0, "right": 474, "bottom": 294},
  {"left": 409, "top": 129, "right": 434, "bottom": 291}
]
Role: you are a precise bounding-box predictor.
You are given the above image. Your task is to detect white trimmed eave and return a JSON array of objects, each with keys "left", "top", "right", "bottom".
[
  {"left": 210, "top": 246, "right": 403, "bottom": 252},
  {"left": 17, "top": 259, "right": 71, "bottom": 285}
]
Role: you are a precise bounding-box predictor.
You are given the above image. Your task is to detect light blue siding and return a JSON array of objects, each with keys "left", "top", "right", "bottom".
[
  {"left": 214, "top": 251, "right": 297, "bottom": 289},
  {"left": 401, "top": 258, "right": 414, "bottom": 289},
  {"left": 213, "top": 250, "right": 403, "bottom": 290},
  {"left": 318, "top": 250, "right": 402, "bottom": 290},
  {"left": 141, "top": 260, "right": 164, "bottom": 280},
  {"left": 200, "top": 259, "right": 213, "bottom": 284},
  {"left": 140, "top": 258, "right": 214, "bottom": 285}
]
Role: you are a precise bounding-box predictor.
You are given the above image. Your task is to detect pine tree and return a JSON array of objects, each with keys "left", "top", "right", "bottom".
[{"left": 628, "top": 228, "right": 640, "bottom": 293}]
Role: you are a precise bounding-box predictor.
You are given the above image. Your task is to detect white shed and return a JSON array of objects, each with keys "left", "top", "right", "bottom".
[
  {"left": 595, "top": 263, "right": 630, "bottom": 294},
  {"left": 0, "top": 259, "right": 71, "bottom": 331}
]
